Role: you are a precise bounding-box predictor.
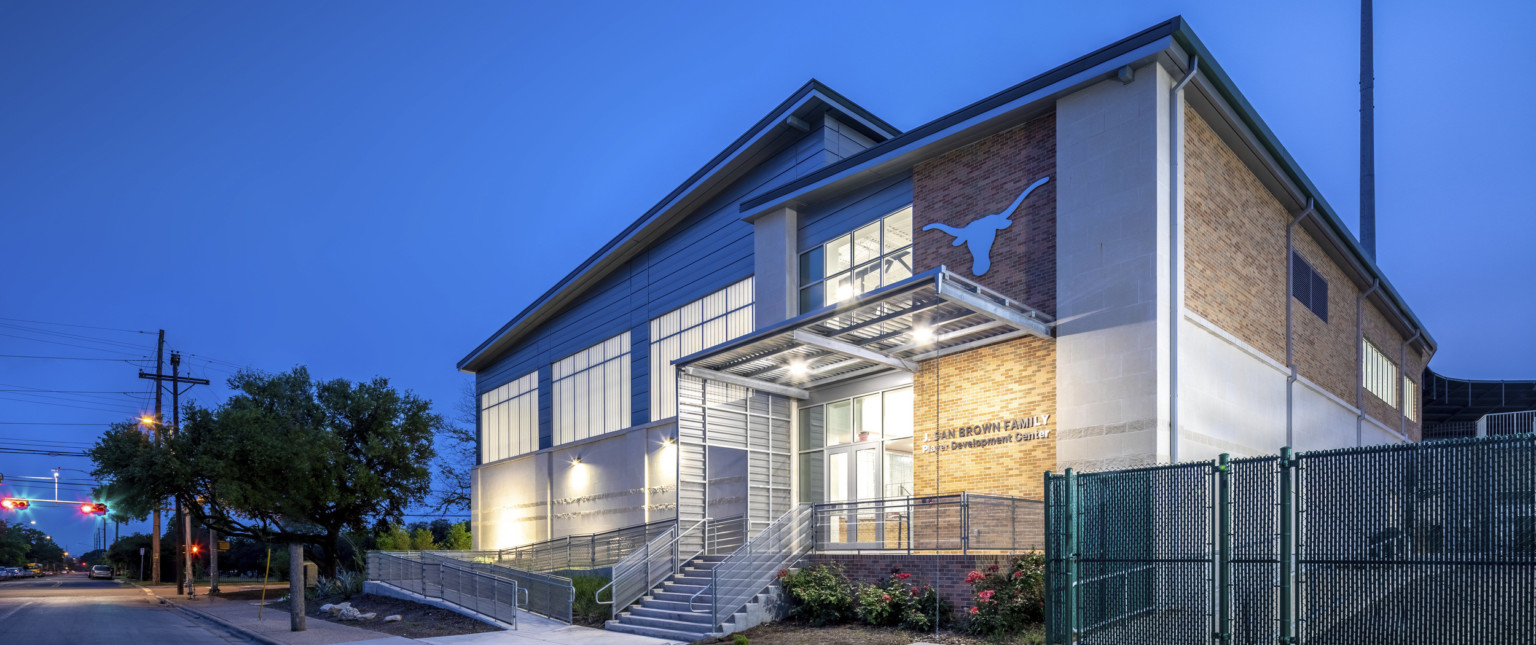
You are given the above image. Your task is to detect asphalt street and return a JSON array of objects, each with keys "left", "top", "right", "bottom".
[{"left": 0, "top": 573, "right": 250, "bottom": 644}]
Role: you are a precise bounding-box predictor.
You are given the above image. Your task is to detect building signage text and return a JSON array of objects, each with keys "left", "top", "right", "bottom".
[{"left": 920, "top": 414, "right": 1051, "bottom": 453}]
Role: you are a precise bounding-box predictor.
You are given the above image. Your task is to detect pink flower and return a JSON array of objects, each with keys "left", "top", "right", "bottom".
[
  {"left": 776, "top": 568, "right": 788, "bottom": 579},
  {"left": 895, "top": 572, "right": 912, "bottom": 580},
  {"left": 986, "top": 564, "right": 999, "bottom": 572},
  {"left": 964, "top": 571, "right": 985, "bottom": 584},
  {"left": 910, "top": 586, "right": 920, "bottom": 595},
  {"left": 1013, "top": 570, "right": 1024, "bottom": 579},
  {"left": 968, "top": 606, "right": 979, "bottom": 615},
  {"left": 881, "top": 594, "right": 891, "bottom": 602}
]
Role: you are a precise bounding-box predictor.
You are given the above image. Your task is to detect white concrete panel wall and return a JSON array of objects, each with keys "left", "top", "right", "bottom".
[
  {"left": 1055, "top": 65, "right": 1173, "bottom": 471},
  {"left": 472, "top": 452, "right": 545, "bottom": 551},
  {"left": 1181, "top": 316, "right": 1287, "bottom": 459}
]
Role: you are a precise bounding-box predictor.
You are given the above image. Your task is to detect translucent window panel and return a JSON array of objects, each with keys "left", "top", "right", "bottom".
[
  {"left": 826, "top": 400, "right": 852, "bottom": 446},
  {"left": 552, "top": 332, "right": 630, "bottom": 445},
  {"left": 855, "top": 448, "right": 878, "bottom": 501},
  {"left": 853, "top": 393, "right": 882, "bottom": 442},
  {"left": 852, "top": 221, "right": 881, "bottom": 266},
  {"left": 799, "top": 452, "right": 825, "bottom": 504},
  {"left": 828, "top": 452, "right": 849, "bottom": 502},
  {"left": 883, "top": 207, "right": 912, "bottom": 253},
  {"left": 799, "top": 284, "right": 823, "bottom": 313},
  {"left": 853, "top": 261, "right": 882, "bottom": 297},
  {"left": 826, "top": 234, "right": 853, "bottom": 276},
  {"left": 884, "top": 438, "right": 914, "bottom": 498},
  {"left": 649, "top": 278, "right": 755, "bottom": 421},
  {"left": 798, "top": 405, "right": 825, "bottom": 450},
  {"left": 479, "top": 371, "right": 538, "bottom": 462},
  {"left": 829, "top": 273, "right": 854, "bottom": 303},
  {"left": 883, "top": 248, "right": 913, "bottom": 285},
  {"left": 883, "top": 387, "right": 913, "bottom": 438},
  {"left": 799, "top": 246, "right": 824, "bottom": 287}
]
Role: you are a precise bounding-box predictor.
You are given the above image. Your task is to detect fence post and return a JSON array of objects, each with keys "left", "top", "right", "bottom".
[
  {"left": 1065, "top": 468, "right": 1079, "bottom": 642},
  {"left": 1011, "top": 495, "right": 1018, "bottom": 552},
  {"left": 961, "top": 491, "right": 970, "bottom": 556},
  {"left": 1279, "top": 446, "right": 1296, "bottom": 644},
  {"left": 1216, "top": 453, "right": 1232, "bottom": 644}
]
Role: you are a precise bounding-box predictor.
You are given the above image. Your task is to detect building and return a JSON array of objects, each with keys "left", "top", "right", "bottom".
[{"left": 458, "top": 17, "right": 1436, "bottom": 556}]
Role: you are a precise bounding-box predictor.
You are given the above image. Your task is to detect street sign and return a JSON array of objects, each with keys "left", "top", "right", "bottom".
[
  {"left": 139, "top": 547, "right": 145, "bottom": 555},
  {"left": 218, "top": 541, "right": 230, "bottom": 551}
]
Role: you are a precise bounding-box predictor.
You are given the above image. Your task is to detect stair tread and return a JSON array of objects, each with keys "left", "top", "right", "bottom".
[{"left": 606, "top": 620, "right": 711, "bottom": 641}]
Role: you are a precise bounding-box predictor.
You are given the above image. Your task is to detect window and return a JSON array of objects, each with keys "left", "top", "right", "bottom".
[
  {"left": 553, "top": 332, "right": 631, "bottom": 445},
  {"left": 1403, "top": 375, "right": 1418, "bottom": 422},
  {"left": 799, "top": 207, "right": 913, "bottom": 312},
  {"left": 480, "top": 371, "right": 537, "bottom": 462},
  {"left": 1362, "top": 339, "right": 1398, "bottom": 408},
  {"left": 649, "top": 278, "right": 754, "bottom": 420},
  {"left": 797, "top": 386, "right": 914, "bottom": 503},
  {"left": 1291, "top": 252, "right": 1329, "bottom": 322}
]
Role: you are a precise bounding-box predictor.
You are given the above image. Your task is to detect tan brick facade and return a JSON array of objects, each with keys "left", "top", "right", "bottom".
[
  {"left": 913, "top": 337, "right": 1056, "bottom": 500},
  {"left": 1184, "top": 103, "right": 1428, "bottom": 440}
]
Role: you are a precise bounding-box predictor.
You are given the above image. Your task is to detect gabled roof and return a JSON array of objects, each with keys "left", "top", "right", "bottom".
[{"left": 458, "top": 80, "right": 900, "bottom": 372}]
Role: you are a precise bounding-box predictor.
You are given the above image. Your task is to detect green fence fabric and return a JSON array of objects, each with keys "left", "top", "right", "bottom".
[{"left": 1046, "top": 434, "right": 1536, "bottom": 644}]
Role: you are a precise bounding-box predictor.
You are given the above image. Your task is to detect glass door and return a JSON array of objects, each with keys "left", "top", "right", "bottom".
[{"left": 826, "top": 442, "right": 882, "bottom": 547}]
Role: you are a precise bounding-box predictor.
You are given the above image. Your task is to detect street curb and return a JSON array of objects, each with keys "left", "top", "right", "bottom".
[{"left": 160, "top": 598, "right": 287, "bottom": 645}]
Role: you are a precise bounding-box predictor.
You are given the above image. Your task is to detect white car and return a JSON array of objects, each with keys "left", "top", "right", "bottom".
[{"left": 88, "top": 565, "right": 113, "bottom": 580}]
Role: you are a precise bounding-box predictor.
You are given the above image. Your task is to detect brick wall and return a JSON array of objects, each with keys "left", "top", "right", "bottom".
[
  {"left": 808, "top": 552, "right": 1017, "bottom": 613},
  {"left": 913, "top": 337, "right": 1056, "bottom": 500},
  {"left": 912, "top": 113, "right": 1056, "bottom": 316}
]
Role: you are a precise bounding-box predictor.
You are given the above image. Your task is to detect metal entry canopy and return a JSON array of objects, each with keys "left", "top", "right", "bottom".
[{"left": 674, "top": 267, "right": 1053, "bottom": 397}]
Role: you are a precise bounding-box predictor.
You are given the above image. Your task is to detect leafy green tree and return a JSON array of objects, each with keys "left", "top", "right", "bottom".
[
  {"left": 409, "top": 527, "right": 436, "bottom": 551},
  {"left": 375, "top": 524, "right": 411, "bottom": 551},
  {"left": 442, "top": 522, "right": 472, "bottom": 550},
  {"left": 0, "top": 520, "right": 28, "bottom": 566},
  {"left": 431, "top": 384, "right": 477, "bottom": 514},
  {"left": 91, "top": 367, "right": 439, "bottom": 578}
]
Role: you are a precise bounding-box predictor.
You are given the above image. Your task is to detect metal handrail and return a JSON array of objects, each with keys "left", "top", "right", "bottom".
[
  {"left": 692, "top": 504, "right": 816, "bottom": 630},
  {"left": 417, "top": 551, "right": 574, "bottom": 623},
  {"left": 368, "top": 550, "right": 519, "bottom": 628},
  {"left": 498, "top": 518, "right": 676, "bottom": 573},
  {"left": 596, "top": 518, "right": 708, "bottom": 619}
]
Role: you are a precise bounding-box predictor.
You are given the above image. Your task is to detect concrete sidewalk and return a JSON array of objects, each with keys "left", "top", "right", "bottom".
[{"left": 138, "top": 582, "right": 682, "bottom": 645}]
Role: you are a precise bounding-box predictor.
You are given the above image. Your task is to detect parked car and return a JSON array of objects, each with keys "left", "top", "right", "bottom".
[{"left": 88, "top": 565, "right": 113, "bottom": 580}]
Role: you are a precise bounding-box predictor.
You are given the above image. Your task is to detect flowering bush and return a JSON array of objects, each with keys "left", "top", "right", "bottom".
[
  {"left": 780, "top": 563, "right": 855, "bottom": 626},
  {"left": 964, "top": 554, "right": 1046, "bottom": 637},
  {"left": 852, "top": 573, "right": 952, "bottom": 631}
]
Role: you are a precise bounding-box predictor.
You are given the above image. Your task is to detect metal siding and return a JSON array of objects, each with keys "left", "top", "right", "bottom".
[{"left": 796, "top": 173, "right": 913, "bottom": 253}]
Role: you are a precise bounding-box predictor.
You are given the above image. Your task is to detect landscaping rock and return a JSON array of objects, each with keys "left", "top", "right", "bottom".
[
  {"left": 360, "top": 612, "right": 377, "bottom": 620},
  {"left": 383, "top": 614, "right": 402, "bottom": 623}
]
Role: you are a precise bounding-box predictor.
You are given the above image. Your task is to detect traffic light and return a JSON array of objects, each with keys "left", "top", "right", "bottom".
[
  {"left": 79, "top": 503, "right": 107, "bottom": 515},
  {"left": 191, "top": 544, "right": 200, "bottom": 555},
  {"left": 1, "top": 498, "right": 28, "bottom": 510}
]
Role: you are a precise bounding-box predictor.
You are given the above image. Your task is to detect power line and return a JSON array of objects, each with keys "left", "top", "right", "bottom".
[
  {"left": 0, "top": 354, "right": 143, "bottom": 362},
  {"left": 0, "top": 332, "right": 150, "bottom": 357},
  {"left": 0, "top": 389, "right": 139, "bottom": 394},
  {"left": 0, "top": 321, "right": 154, "bottom": 351},
  {"left": 0, "top": 317, "right": 152, "bottom": 335},
  {"left": 0, "top": 395, "right": 139, "bottom": 414},
  {"left": 0, "top": 422, "right": 107, "bottom": 426}
]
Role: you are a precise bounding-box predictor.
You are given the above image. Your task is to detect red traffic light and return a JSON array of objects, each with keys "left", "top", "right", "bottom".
[
  {"left": 79, "top": 503, "right": 107, "bottom": 515},
  {"left": 1, "top": 498, "right": 28, "bottom": 510},
  {"left": 191, "top": 544, "right": 200, "bottom": 555}
]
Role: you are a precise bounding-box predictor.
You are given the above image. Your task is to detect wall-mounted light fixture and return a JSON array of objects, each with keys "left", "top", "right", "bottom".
[
  {"left": 570, "top": 456, "right": 582, "bottom": 466},
  {"left": 662, "top": 437, "right": 675, "bottom": 447}
]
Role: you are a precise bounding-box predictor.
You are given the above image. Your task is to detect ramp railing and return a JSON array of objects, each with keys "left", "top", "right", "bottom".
[{"left": 366, "top": 551, "right": 519, "bottom": 629}]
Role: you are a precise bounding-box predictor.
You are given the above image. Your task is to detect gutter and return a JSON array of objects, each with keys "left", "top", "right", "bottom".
[
  {"left": 1285, "top": 199, "right": 1316, "bottom": 446},
  {"left": 1168, "top": 54, "right": 1198, "bottom": 463}
]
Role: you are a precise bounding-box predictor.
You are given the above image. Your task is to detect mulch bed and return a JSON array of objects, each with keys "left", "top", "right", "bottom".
[
  {"left": 266, "top": 593, "right": 502, "bottom": 639},
  {"left": 698, "top": 622, "right": 1045, "bottom": 645}
]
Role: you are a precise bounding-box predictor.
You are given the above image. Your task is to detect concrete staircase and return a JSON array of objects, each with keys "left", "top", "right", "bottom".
[{"left": 606, "top": 554, "right": 776, "bottom": 642}]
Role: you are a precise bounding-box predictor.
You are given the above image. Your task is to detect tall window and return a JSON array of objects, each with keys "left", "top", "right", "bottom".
[
  {"left": 650, "top": 278, "right": 754, "bottom": 421},
  {"left": 799, "top": 207, "right": 913, "bottom": 313},
  {"left": 1362, "top": 339, "right": 1398, "bottom": 408},
  {"left": 481, "top": 371, "right": 537, "bottom": 463},
  {"left": 553, "top": 332, "right": 631, "bottom": 445},
  {"left": 797, "top": 386, "right": 914, "bottom": 503},
  {"left": 1403, "top": 375, "right": 1418, "bottom": 422}
]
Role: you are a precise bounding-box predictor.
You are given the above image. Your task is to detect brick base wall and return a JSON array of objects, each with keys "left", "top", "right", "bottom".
[{"left": 807, "top": 552, "right": 1017, "bottom": 613}]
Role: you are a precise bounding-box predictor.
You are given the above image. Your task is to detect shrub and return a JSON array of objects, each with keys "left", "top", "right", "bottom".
[
  {"left": 311, "top": 571, "right": 365, "bottom": 599},
  {"left": 732, "top": 635, "right": 749, "bottom": 645},
  {"left": 964, "top": 554, "right": 1045, "bottom": 637},
  {"left": 569, "top": 575, "right": 611, "bottom": 626},
  {"left": 779, "top": 564, "right": 854, "bottom": 626},
  {"left": 853, "top": 572, "right": 951, "bottom": 631}
]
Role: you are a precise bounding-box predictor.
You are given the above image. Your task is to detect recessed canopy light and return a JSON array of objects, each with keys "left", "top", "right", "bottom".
[
  {"left": 912, "top": 326, "right": 935, "bottom": 345},
  {"left": 788, "top": 360, "right": 809, "bottom": 377}
]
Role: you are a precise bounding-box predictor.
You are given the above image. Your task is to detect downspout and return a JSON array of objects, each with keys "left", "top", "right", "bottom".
[
  {"left": 1355, "top": 279, "right": 1382, "bottom": 445},
  {"left": 1284, "top": 199, "right": 1315, "bottom": 447},
  {"left": 1169, "top": 55, "right": 1198, "bottom": 463},
  {"left": 1399, "top": 330, "right": 1422, "bottom": 440}
]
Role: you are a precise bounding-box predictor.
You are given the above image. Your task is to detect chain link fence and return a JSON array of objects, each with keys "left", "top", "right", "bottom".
[{"left": 1046, "top": 434, "right": 1536, "bottom": 644}]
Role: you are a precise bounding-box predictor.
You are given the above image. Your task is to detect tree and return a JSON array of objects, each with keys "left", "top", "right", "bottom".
[
  {"left": 375, "top": 524, "right": 411, "bottom": 551},
  {"left": 430, "top": 384, "right": 477, "bottom": 514},
  {"left": 442, "top": 522, "right": 472, "bottom": 550},
  {"left": 409, "top": 527, "right": 436, "bottom": 551},
  {"left": 92, "top": 367, "right": 438, "bottom": 630}
]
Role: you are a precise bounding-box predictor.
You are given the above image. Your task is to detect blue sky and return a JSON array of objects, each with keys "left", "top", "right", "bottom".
[{"left": 2, "top": 0, "right": 1531, "bottom": 552}]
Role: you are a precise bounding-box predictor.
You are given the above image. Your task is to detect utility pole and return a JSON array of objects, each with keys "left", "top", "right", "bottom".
[{"left": 137, "top": 341, "right": 209, "bottom": 593}]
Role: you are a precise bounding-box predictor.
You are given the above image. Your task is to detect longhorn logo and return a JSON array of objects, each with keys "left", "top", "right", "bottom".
[{"left": 922, "top": 176, "right": 1050, "bottom": 276}]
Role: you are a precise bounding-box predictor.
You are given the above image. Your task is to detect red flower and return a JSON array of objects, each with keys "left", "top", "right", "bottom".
[
  {"left": 776, "top": 568, "right": 788, "bottom": 579},
  {"left": 986, "top": 564, "right": 999, "bottom": 572},
  {"left": 1013, "top": 570, "right": 1024, "bottom": 579},
  {"left": 964, "top": 571, "right": 984, "bottom": 584},
  {"left": 895, "top": 572, "right": 911, "bottom": 580},
  {"left": 968, "top": 606, "right": 979, "bottom": 615},
  {"left": 910, "top": 586, "right": 920, "bottom": 595},
  {"left": 881, "top": 594, "right": 891, "bottom": 602},
  {"left": 978, "top": 589, "right": 996, "bottom": 602}
]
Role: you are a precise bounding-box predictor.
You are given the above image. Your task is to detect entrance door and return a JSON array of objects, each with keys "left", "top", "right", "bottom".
[{"left": 826, "top": 443, "right": 882, "bottom": 547}]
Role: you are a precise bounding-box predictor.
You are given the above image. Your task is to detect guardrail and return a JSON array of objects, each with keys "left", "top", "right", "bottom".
[
  {"left": 419, "top": 551, "right": 574, "bottom": 624},
  {"left": 695, "top": 504, "right": 816, "bottom": 630},
  {"left": 499, "top": 519, "right": 675, "bottom": 573},
  {"left": 366, "top": 551, "right": 518, "bottom": 629},
  {"left": 1478, "top": 410, "right": 1536, "bottom": 437},
  {"left": 813, "top": 492, "right": 1044, "bottom": 553},
  {"left": 597, "top": 518, "right": 707, "bottom": 619}
]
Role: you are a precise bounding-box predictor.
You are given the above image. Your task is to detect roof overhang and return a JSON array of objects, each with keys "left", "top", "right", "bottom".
[{"left": 674, "top": 268, "right": 1053, "bottom": 398}]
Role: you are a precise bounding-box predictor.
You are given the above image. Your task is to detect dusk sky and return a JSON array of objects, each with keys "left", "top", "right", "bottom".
[{"left": 2, "top": 0, "right": 1531, "bottom": 555}]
